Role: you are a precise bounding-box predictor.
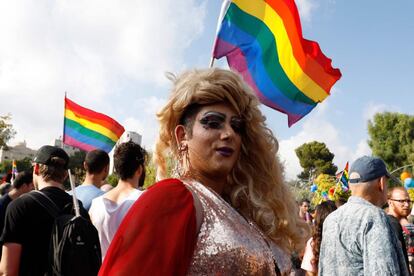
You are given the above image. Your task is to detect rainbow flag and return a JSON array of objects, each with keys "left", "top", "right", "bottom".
[
  {"left": 213, "top": 0, "right": 342, "bottom": 126},
  {"left": 63, "top": 97, "right": 125, "bottom": 153},
  {"left": 10, "top": 160, "right": 18, "bottom": 184},
  {"left": 336, "top": 161, "right": 349, "bottom": 190},
  {"left": 339, "top": 162, "right": 349, "bottom": 189},
  {"left": 11, "top": 160, "right": 18, "bottom": 175}
]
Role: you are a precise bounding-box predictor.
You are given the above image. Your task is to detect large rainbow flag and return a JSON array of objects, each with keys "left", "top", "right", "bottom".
[
  {"left": 213, "top": 0, "right": 342, "bottom": 126},
  {"left": 63, "top": 97, "right": 125, "bottom": 153}
]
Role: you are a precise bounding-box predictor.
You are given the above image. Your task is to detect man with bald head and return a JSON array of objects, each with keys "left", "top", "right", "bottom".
[{"left": 318, "top": 156, "right": 409, "bottom": 275}]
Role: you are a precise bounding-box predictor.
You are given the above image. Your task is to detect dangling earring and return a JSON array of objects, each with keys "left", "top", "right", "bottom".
[{"left": 172, "top": 143, "right": 187, "bottom": 178}]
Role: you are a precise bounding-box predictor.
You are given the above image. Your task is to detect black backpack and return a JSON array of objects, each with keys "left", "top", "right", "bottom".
[{"left": 28, "top": 190, "right": 102, "bottom": 276}]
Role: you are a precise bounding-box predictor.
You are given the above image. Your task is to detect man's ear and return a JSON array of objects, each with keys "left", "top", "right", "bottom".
[
  {"left": 135, "top": 165, "right": 143, "bottom": 177},
  {"left": 63, "top": 170, "right": 69, "bottom": 182},
  {"left": 33, "top": 163, "right": 40, "bottom": 176},
  {"left": 175, "top": 125, "right": 188, "bottom": 147},
  {"left": 104, "top": 164, "right": 110, "bottom": 175},
  {"left": 379, "top": 176, "right": 387, "bottom": 192},
  {"left": 83, "top": 161, "right": 88, "bottom": 171}
]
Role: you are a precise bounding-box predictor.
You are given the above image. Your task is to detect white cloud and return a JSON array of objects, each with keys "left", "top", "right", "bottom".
[
  {"left": 122, "top": 96, "right": 167, "bottom": 151},
  {"left": 0, "top": 0, "right": 206, "bottom": 149},
  {"left": 363, "top": 102, "right": 401, "bottom": 122},
  {"left": 278, "top": 102, "right": 371, "bottom": 180},
  {"left": 295, "top": 0, "right": 318, "bottom": 22},
  {"left": 354, "top": 140, "right": 371, "bottom": 159}
]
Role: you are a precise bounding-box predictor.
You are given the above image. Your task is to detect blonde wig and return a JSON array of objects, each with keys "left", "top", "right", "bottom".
[{"left": 154, "top": 68, "right": 309, "bottom": 253}]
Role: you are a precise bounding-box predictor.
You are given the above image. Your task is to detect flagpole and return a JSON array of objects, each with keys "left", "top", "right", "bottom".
[
  {"left": 208, "top": 0, "right": 231, "bottom": 68},
  {"left": 68, "top": 169, "right": 81, "bottom": 217},
  {"left": 209, "top": 58, "right": 215, "bottom": 68},
  {"left": 62, "top": 92, "right": 67, "bottom": 148}
]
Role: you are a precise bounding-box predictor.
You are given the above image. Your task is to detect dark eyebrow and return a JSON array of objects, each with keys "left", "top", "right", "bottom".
[
  {"left": 201, "top": 111, "right": 226, "bottom": 119},
  {"left": 230, "top": 116, "right": 243, "bottom": 121}
]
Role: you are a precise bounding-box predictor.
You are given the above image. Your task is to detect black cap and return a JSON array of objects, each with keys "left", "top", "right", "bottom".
[
  {"left": 33, "top": 145, "right": 69, "bottom": 169},
  {"left": 349, "top": 156, "right": 399, "bottom": 184}
]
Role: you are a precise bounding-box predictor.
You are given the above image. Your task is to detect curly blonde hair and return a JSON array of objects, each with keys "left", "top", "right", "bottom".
[{"left": 154, "top": 68, "right": 309, "bottom": 253}]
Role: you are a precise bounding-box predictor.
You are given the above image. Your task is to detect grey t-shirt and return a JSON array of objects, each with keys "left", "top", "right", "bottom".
[{"left": 318, "top": 196, "right": 409, "bottom": 276}]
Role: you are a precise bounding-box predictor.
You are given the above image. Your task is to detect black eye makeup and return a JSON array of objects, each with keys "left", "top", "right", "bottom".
[
  {"left": 199, "top": 111, "right": 244, "bottom": 134},
  {"left": 230, "top": 117, "right": 244, "bottom": 134},
  {"left": 199, "top": 112, "right": 225, "bottom": 129}
]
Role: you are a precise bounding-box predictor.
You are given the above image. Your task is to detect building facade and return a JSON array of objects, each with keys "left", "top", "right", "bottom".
[
  {"left": 53, "top": 138, "right": 80, "bottom": 156},
  {"left": 0, "top": 141, "right": 37, "bottom": 163}
]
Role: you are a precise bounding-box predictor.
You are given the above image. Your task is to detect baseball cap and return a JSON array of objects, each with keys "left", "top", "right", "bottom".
[
  {"left": 33, "top": 145, "right": 69, "bottom": 169},
  {"left": 349, "top": 156, "right": 400, "bottom": 184}
]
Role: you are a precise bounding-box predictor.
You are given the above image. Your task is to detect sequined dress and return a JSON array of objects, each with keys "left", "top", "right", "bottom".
[
  {"left": 185, "top": 181, "right": 292, "bottom": 275},
  {"left": 99, "top": 178, "right": 291, "bottom": 276}
]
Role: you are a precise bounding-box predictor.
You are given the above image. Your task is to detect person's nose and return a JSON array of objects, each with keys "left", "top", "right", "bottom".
[{"left": 220, "top": 122, "right": 236, "bottom": 140}]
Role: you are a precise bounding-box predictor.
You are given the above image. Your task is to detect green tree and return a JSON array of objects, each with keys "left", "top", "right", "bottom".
[
  {"left": 143, "top": 156, "right": 156, "bottom": 189},
  {"left": 143, "top": 152, "right": 175, "bottom": 188},
  {"left": 368, "top": 112, "right": 414, "bottom": 171},
  {"left": 295, "top": 141, "right": 338, "bottom": 181},
  {"left": 0, "top": 114, "right": 16, "bottom": 147},
  {"left": 0, "top": 161, "right": 11, "bottom": 174},
  {"left": 0, "top": 158, "right": 33, "bottom": 173},
  {"left": 311, "top": 174, "right": 351, "bottom": 206},
  {"left": 287, "top": 179, "right": 313, "bottom": 205},
  {"left": 106, "top": 174, "right": 119, "bottom": 187}
]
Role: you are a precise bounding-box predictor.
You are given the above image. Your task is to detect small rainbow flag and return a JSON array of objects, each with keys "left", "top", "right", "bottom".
[
  {"left": 11, "top": 160, "right": 18, "bottom": 175},
  {"left": 10, "top": 160, "right": 18, "bottom": 184},
  {"left": 63, "top": 97, "right": 125, "bottom": 153},
  {"left": 213, "top": 0, "right": 342, "bottom": 126},
  {"left": 339, "top": 161, "right": 349, "bottom": 189}
]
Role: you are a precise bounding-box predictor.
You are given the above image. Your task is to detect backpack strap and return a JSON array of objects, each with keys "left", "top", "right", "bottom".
[{"left": 27, "top": 190, "right": 60, "bottom": 218}]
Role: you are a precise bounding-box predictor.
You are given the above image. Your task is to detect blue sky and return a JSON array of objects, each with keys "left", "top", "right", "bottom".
[{"left": 1, "top": 0, "right": 413, "bottom": 179}]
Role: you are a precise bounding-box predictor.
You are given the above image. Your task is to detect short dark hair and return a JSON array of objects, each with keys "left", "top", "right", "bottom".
[
  {"left": 85, "top": 150, "right": 110, "bottom": 174},
  {"left": 38, "top": 156, "right": 68, "bottom": 183},
  {"left": 179, "top": 103, "right": 203, "bottom": 137},
  {"left": 300, "top": 199, "right": 310, "bottom": 205},
  {"left": 114, "top": 142, "right": 147, "bottom": 183},
  {"left": 12, "top": 171, "right": 33, "bottom": 189}
]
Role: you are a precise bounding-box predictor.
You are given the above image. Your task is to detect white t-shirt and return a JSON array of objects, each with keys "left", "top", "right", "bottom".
[
  {"left": 89, "top": 189, "right": 144, "bottom": 259},
  {"left": 301, "top": 237, "right": 317, "bottom": 273}
]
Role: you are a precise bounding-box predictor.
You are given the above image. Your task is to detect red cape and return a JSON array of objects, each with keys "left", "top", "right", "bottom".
[{"left": 99, "top": 178, "right": 197, "bottom": 276}]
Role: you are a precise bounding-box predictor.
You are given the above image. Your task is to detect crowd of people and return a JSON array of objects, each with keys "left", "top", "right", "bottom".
[{"left": 0, "top": 68, "right": 412, "bottom": 275}]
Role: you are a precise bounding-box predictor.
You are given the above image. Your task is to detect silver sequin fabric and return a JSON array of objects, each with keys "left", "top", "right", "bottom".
[{"left": 184, "top": 181, "right": 292, "bottom": 276}]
